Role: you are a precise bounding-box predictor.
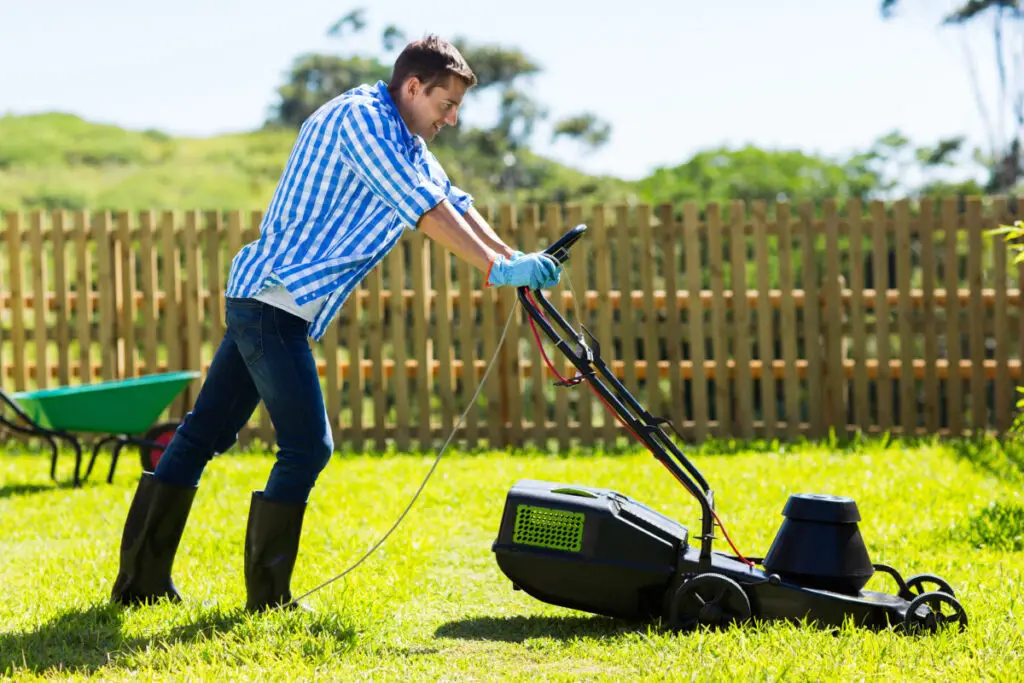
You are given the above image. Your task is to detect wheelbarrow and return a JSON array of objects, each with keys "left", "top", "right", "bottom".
[{"left": 0, "top": 370, "right": 200, "bottom": 487}]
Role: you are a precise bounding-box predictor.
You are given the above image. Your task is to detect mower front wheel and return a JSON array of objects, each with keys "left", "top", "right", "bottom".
[
  {"left": 903, "top": 591, "right": 967, "bottom": 634},
  {"left": 669, "top": 573, "right": 753, "bottom": 632}
]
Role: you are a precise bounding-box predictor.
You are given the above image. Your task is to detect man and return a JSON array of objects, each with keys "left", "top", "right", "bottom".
[{"left": 109, "top": 35, "right": 562, "bottom": 613}]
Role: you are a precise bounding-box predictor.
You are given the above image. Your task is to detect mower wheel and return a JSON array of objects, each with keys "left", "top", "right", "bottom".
[
  {"left": 669, "top": 573, "right": 752, "bottom": 632},
  {"left": 899, "top": 573, "right": 956, "bottom": 600},
  {"left": 903, "top": 591, "right": 967, "bottom": 634}
]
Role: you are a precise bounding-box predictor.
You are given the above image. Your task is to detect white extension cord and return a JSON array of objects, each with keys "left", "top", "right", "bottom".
[{"left": 279, "top": 297, "right": 522, "bottom": 609}]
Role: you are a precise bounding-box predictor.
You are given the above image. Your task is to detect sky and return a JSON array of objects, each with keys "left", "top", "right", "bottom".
[{"left": 0, "top": 0, "right": 1015, "bottom": 180}]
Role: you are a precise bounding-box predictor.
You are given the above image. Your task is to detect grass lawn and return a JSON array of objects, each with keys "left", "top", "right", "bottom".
[{"left": 1, "top": 435, "right": 1023, "bottom": 681}]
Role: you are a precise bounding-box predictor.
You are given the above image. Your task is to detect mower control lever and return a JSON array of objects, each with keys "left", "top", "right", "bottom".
[{"left": 543, "top": 223, "right": 588, "bottom": 264}]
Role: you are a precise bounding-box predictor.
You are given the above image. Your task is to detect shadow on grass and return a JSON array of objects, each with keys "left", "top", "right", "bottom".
[
  {"left": 0, "top": 601, "right": 240, "bottom": 677},
  {"left": 0, "top": 600, "right": 357, "bottom": 677},
  {"left": 0, "top": 480, "right": 87, "bottom": 499},
  {"left": 434, "top": 614, "right": 648, "bottom": 642}
]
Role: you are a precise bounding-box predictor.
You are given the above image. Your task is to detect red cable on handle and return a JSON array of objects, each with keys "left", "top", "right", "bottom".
[{"left": 522, "top": 290, "right": 754, "bottom": 567}]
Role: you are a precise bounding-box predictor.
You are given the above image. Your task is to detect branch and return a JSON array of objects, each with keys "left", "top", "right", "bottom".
[
  {"left": 943, "top": 0, "right": 1021, "bottom": 25},
  {"left": 959, "top": 30, "right": 1000, "bottom": 159}
]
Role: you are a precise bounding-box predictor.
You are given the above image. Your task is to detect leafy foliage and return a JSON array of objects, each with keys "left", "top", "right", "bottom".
[{"left": 266, "top": 54, "right": 390, "bottom": 128}]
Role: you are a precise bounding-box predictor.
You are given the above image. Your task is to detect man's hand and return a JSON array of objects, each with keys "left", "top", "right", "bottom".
[{"left": 486, "top": 252, "right": 561, "bottom": 290}]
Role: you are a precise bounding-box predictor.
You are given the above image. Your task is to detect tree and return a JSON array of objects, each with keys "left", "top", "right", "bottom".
[
  {"left": 266, "top": 54, "right": 389, "bottom": 127},
  {"left": 552, "top": 113, "right": 612, "bottom": 154},
  {"left": 880, "top": 1, "right": 1023, "bottom": 192},
  {"left": 846, "top": 130, "right": 987, "bottom": 199},
  {"left": 632, "top": 145, "right": 882, "bottom": 206}
]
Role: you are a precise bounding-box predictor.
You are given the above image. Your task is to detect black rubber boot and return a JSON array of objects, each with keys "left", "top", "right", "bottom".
[
  {"left": 244, "top": 491, "right": 309, "bottom": 613},
  {"left": 111, "top": 472, "right": 197, "bottom": 605}
]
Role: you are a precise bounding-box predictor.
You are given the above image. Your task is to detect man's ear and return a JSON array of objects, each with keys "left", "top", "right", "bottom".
[{"left": 405, "top": 76, "right": 421, "bottom": 99}]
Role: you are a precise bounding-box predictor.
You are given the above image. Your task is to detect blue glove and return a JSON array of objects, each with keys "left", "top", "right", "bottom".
[{"left": 487, "top": 252, "right": 561, "bottom": 290}]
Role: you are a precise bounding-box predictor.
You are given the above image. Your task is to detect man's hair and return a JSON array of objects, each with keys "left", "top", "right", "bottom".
[{"left": 388, "top": 34, "right": 477, "bottom": 96}]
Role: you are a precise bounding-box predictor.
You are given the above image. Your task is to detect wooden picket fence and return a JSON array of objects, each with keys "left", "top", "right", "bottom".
[{"left": 1, "top": 195, "right": 1021, "bottom": 453}]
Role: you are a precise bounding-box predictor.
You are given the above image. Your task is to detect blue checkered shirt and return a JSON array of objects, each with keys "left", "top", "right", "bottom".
[{"left": 225, "top": 80, "right": 473, "bottom": 340}]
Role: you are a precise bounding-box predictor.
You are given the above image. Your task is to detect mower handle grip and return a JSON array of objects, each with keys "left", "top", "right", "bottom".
[{"left": 543, "top": 223, "right": 587, "bottom": 264}]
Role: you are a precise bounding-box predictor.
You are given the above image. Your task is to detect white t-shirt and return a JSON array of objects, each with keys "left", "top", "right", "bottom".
[{"left": 251, "top": 274, "right": 325, "bottom": 322}]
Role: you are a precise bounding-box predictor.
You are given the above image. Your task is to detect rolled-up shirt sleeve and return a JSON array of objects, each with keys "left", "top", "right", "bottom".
[
  {"left": 336, "top": 103, "right": 447, "bottom": 229},
  {"left": 446, "top": 183, "right": 474, "bottom": 214},
  {"left": 422, "top": 149, "right": 474, "bottom": 214}
]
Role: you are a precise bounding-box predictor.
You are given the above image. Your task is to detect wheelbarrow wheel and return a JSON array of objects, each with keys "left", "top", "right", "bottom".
[{"left": 140, "top": 421, "right": 180, "bottom": 472}]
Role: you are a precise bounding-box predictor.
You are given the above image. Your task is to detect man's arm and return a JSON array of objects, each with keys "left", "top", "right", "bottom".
[
  {"left": 432, "top": 157, "right": 517, "bottom": 261},
  {"left": 462, "top": 205, "right": 518, "bottom": 260},
  {"left": 334, "top": 103, "right": 507, "bottom": 273},
  {"left": 417, "top": 201, "right": 499, "bottom": 273},
  {"left": 336, "top": 103, "right": 449, "bottom": 230}
]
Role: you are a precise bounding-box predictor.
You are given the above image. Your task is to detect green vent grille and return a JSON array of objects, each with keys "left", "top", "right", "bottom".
[{"left": 513, "top": 505, "right": 584, "bottom": 552}]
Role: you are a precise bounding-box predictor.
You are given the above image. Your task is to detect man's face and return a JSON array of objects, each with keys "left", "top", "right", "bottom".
[{"left": 401, "top": 76, "right": 467, "bottom": 142}]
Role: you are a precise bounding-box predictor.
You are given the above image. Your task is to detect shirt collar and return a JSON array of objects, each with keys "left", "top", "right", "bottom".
[{"left": 375, "top": 80, "right": 423, "bottom": 155}]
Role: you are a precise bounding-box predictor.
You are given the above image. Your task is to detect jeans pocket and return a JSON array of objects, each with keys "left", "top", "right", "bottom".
[{"left": 226, "top": 300, "right": 264, "bottom": 366}]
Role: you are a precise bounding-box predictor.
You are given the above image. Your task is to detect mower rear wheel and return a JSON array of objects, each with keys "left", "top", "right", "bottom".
[
  {"left": 669, "top": 573, "right": 752, "bottom": 632},
  {"left": 903, "top": 591, "right": 967, "bottom": 634},
  {"left": 899, "top": 573, "right": 956, "bottom": 600}
]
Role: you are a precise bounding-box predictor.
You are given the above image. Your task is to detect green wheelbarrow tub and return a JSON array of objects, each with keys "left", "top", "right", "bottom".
[{"left": 11, "top": 371, "right": 200, "bottom": 435}]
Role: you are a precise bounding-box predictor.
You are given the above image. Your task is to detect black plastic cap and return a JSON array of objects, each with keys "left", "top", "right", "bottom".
[{"left": 782, "top": 493, "right": 861, "bottom": 524}]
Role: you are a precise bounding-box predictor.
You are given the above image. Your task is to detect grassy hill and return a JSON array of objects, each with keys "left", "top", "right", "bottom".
[{"left": 0, "top": 113, "right": 637, "bottom": 213}]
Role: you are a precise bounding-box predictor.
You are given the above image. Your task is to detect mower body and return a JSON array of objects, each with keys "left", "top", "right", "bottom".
[
  {"left": 492, "top": 480, "right": 963, "bottom": 632},
  {"left": 492, "top": 479, "right": 688, "bottom": 620}
]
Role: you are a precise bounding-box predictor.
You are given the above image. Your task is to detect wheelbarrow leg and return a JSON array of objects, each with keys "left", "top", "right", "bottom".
[
  {"left": 46, "top": 432, "right": 83, "bottom": 488},
  {"left": 47, "top": 436, "right": 59, "bottom": 482},
  {"left": 107, "top": 440, "right": 128, "bottom": 484},
  {"left": 86, "top": 435, "right": 122, "bottom": 482},
  {"left": 71, "top": 438, "right": 83, "bottom": 488}
]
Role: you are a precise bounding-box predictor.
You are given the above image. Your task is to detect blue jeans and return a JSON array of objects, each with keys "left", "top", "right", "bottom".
[{"left": 153, "top": 298, "right": 334, "bottom": 504}]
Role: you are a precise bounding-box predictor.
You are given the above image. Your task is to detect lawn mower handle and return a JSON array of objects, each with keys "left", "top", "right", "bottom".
[
  {"left": 542, "top": 222, "right": 588, "bottom": 264},
  {"left": 516, "top": 223, "right": 720, "bottom": 562}
]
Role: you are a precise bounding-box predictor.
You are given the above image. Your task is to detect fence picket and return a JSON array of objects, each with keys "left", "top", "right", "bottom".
[
  {"left": 29, "top": 211, "right": 48, "bottom": 390},
  {"left": 682, "top": 202, "right": 709, "bottom": 440},
  {"left": 707, "top": 203, "right": 730, "bottom": 436},
  {"left": 52, "top": 210, "right": 71, "bottom": 387},
  {"left": 752, "top": 201, "right": 776, "bottom": 438},
  {"left": 730, "top": 201, "right": 753, "bottom": 438},
  {"left": 894, "top": 199, "right": 916, "bottom": 434},
  {"left": 919, "top": 199, "right": 940, "bottom": 433},
  {"left": 942, "top": 198, "right": 963, "bottom": 436}
]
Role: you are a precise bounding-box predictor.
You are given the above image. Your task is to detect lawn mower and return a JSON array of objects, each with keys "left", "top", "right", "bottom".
[{"left": 491, "top": 224, "right": 967, "bottom": 635}]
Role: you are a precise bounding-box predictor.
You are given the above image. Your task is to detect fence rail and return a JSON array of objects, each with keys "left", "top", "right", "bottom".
[{"left": 1, "top": 195, "right": 1022, "bottom": 452}]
